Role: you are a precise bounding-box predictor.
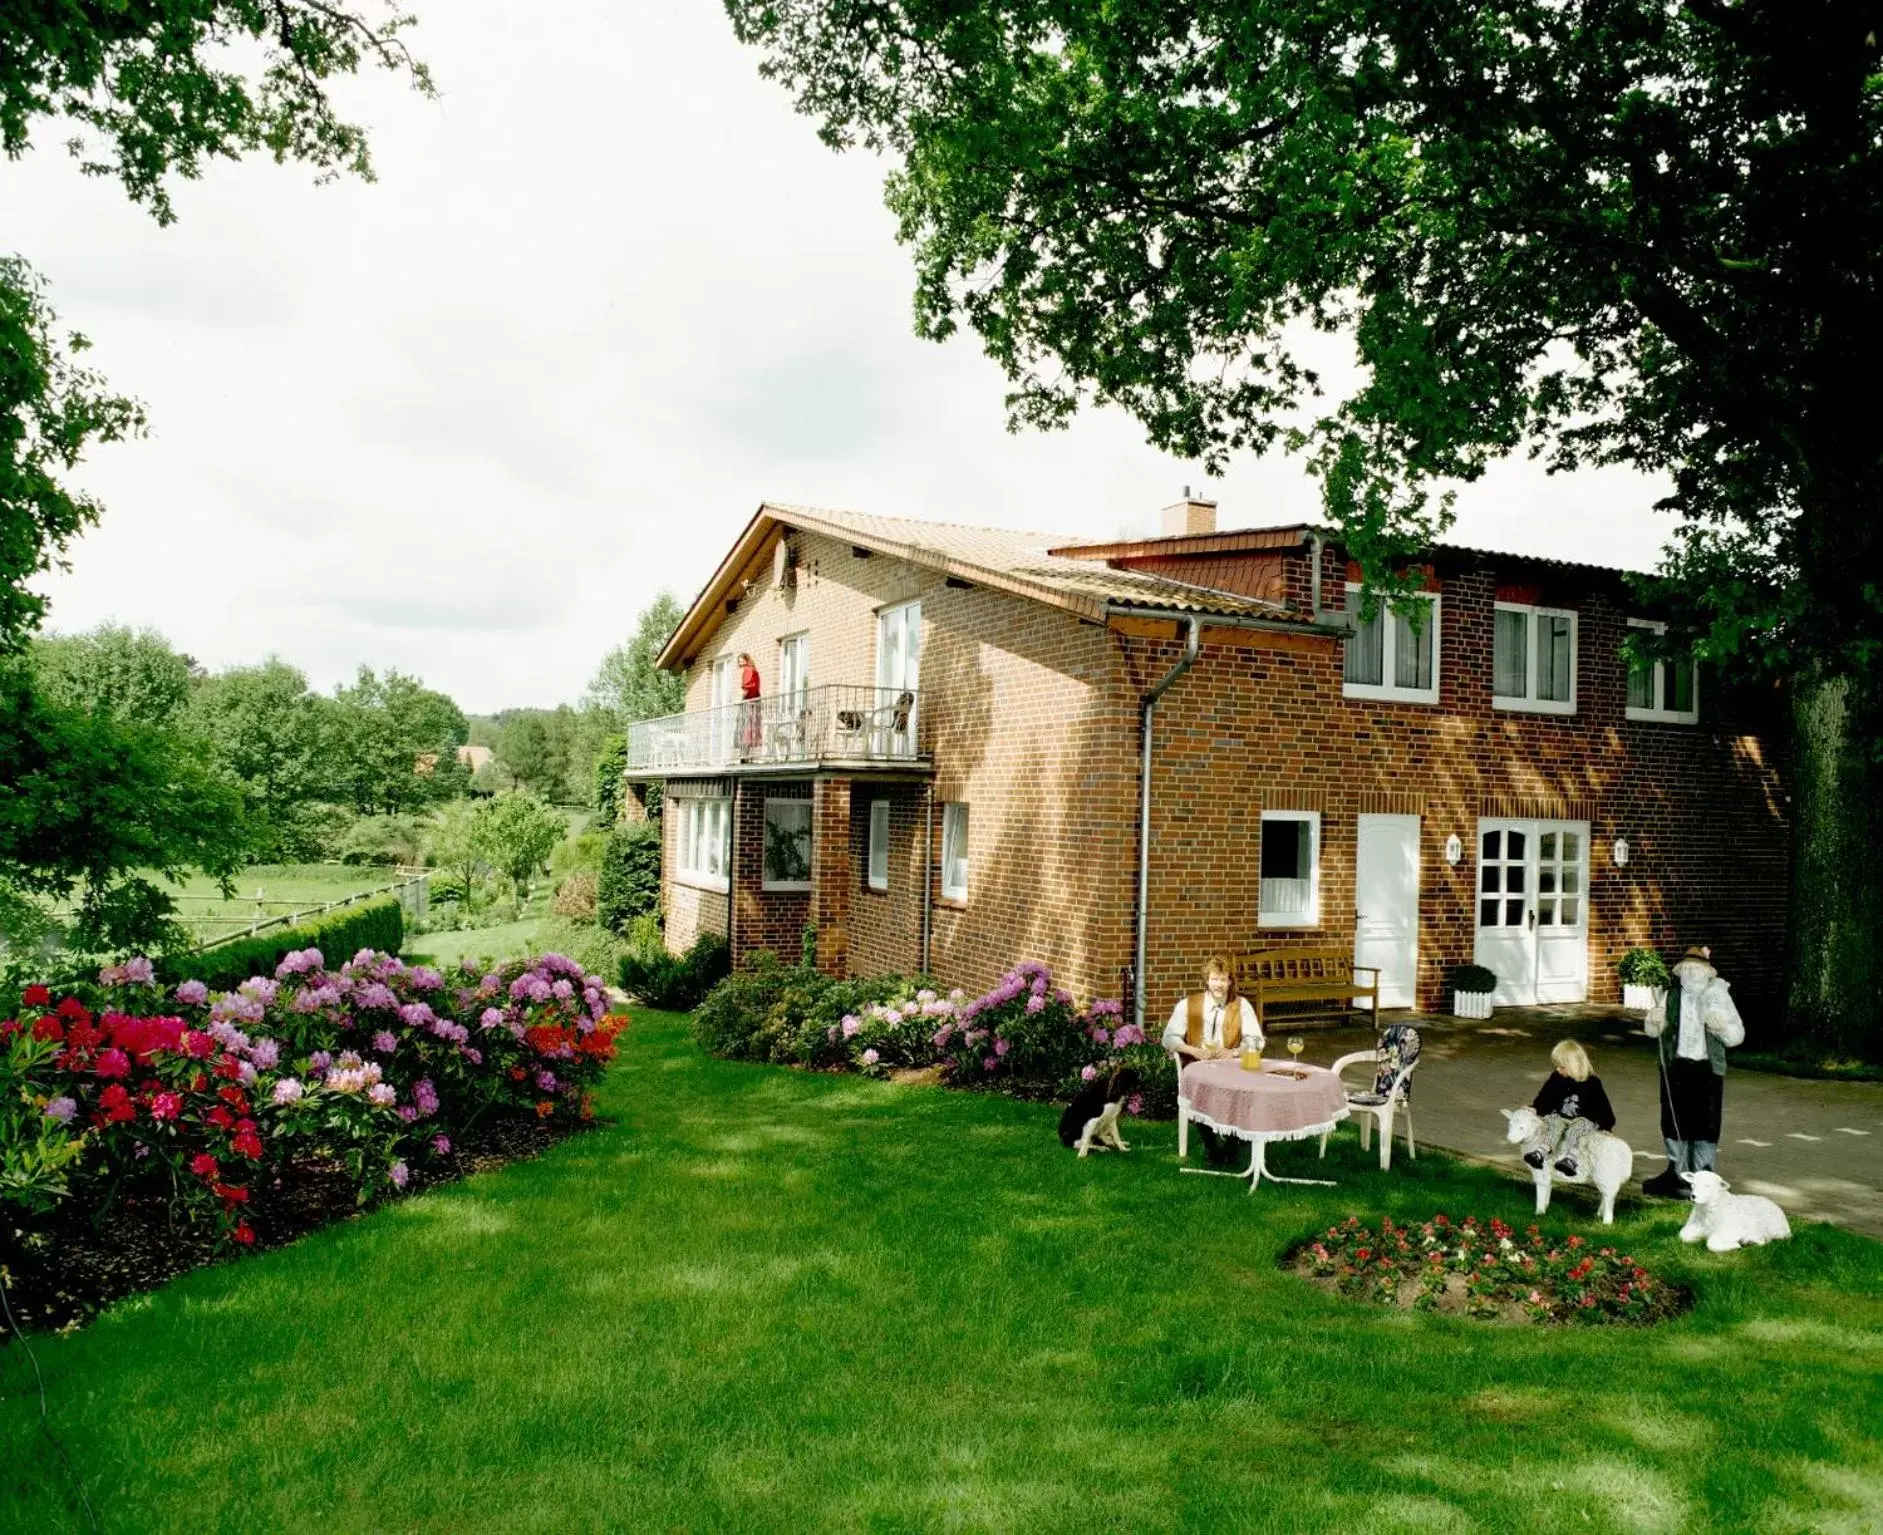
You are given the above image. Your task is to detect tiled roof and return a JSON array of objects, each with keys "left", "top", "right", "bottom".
[
  {"left": 769, "top": 504, "right": 1298, "bottom": 619},
  {"left": 657, "top": 502, "right": 1314, "bottom": 670}
]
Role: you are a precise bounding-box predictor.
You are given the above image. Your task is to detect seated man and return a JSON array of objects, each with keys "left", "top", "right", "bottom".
[{"left": 1162, "top": 956, "right": 1265, "bottom": 1165}]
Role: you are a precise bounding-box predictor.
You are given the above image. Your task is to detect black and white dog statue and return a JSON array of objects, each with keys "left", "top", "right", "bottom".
[{"left": 1058, "top": 1067, "right": 1142, "bottom": 1158}]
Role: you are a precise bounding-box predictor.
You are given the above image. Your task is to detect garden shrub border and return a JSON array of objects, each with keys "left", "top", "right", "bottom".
[{"left": 158, "top": 896, "right": 405, "bottom": 992}]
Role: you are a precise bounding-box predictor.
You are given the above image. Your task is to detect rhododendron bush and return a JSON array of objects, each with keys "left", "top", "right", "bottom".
[
  {"left": 695, "top": 953, "right": 1176, "bottom": 1114},
  {"left": 0, "top": 950, "right": 627, "bottom": 1246}
]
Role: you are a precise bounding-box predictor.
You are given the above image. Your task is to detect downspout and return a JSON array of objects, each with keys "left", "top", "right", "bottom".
[
  {"left": 1310, "top": 533, "right": 1328, "bottom": 623},
  {"left": 1133, "top": 616, "right": 1203, "bottom": 1032},
  {"left": 921, "top": 782, "right": 934, "bottom": 976},
  {"left": 725, "top": 780, "right": 738, "bottom": 962}
]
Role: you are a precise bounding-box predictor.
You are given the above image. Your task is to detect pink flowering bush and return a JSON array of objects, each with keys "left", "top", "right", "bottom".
[{"left": 0, "top": 950, "right": 629, "bottom": 1245}]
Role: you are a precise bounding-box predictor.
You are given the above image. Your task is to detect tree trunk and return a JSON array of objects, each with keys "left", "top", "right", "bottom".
[{"left": 1785, "top": 672, "right": 1883, "bottom": 1057}]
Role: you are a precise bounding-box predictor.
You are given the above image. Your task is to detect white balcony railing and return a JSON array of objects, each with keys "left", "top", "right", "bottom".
[{"left": 625, "top": 684, "right": 925, "bottom": 774}]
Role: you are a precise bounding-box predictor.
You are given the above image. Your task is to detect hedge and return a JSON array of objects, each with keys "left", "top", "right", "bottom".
[
  {"left": 597, "top": 822, "right": 661, "bottom": 933},
  {"left": 160, "top": 896, "right": 405, "bottom": 992}
]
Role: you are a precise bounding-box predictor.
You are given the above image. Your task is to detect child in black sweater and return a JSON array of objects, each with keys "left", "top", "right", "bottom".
[{"left": 1527, "top": 1039, "right": 1617, "bottom": 1177}]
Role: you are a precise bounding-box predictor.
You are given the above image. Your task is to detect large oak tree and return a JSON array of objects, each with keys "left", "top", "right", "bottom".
[{"left": 728, "top": 0, "right": 1883, "bottom": 1048}]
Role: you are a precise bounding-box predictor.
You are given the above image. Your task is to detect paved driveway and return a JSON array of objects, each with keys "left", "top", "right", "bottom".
[{"left": 1294, "top": 1006, "right": 1883, "bottom": 1239}]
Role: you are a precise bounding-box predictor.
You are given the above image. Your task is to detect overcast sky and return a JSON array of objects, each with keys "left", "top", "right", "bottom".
[{"left": 12, "top": 0, "right": 1675, "bottom": 714}]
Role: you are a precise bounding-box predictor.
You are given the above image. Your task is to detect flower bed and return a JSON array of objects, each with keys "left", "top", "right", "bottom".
[
  {"left": 693, "top": 954, "right": 1176, "bottom": 1115},
  {"left": 1, "top": 949, "right": 628, "bottom": 1322},
  {"left": 1290, "top": 1214, "right": 1690, "bottom": 1325}
]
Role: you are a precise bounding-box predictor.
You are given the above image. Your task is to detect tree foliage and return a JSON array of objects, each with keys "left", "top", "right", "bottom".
[
  {"left": 587, "top": 592, "right": 687, "bottom": 723},
  {"left": 31, "top": 622, "right": 199, "bottom": 726},
  {"left": 726, "top": 0, "right": 1883, "bottom": 695},
  {"left": 472, "top": 791, "right": 565, "bottom": 895},
  {"left": 331, "top": 666, "right": 469, "bottom": 815}
]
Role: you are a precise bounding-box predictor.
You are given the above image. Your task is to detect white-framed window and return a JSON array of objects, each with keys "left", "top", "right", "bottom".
[
  {"left": 1493, "top": 603, "right": 1578, "bottom": 715},
  {"left": 867, "top": 800, "right": 890, "bottom": 891},
  {"left": 1625, "top": 619, "right": 1700, "bottom": 724},
  {"left": 1342, "top": 585, "right": 1441, "bottom": 704},
  {"left": 778, "top": 633, "right": 810, "bottom": 710},
  {"left": 1258, "top": 810, "right": 1320, "bottom": 927},
  {"left": 940, "top": 801, "right": 969, "bottom": 903},
  {"left": 761, "top": 798, "right": 813, "bottom": 891},
  {"left": 677, "top": 796, "right": 731, "bottom": 890},
  {"left": 709, "top": 655, "right": 739, "bottom": 762}
]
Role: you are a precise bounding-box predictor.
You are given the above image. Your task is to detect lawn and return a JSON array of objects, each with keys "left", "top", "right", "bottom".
[
  {"left": 159, "top": 863, "right": 410, "bottom": 947},
  {"left": 5, "top": 1010, "right": 1881, "bottom": 1533},
  {"left": 401, "top": 914, "right": 548, "bottom": 970}
]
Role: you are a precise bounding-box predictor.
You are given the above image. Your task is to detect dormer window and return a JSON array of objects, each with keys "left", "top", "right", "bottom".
[
  {"left": 1342, "top": 585, "right": 1440, "bottom": 705},
  {"left": 1493, "top": 602, "right": 1578, "bottom": 715},
  {"left": 1626, "top": 619, "right": 1699, "bottom": 724}
]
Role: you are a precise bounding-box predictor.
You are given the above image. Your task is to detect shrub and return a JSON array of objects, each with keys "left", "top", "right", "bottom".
[
  {"left": 533, "top": 915, "right": 632, "bottom": 981},
  {"left": 552, "top": 872, "right": 599, "bottom": 921},
  {"left": 339, "top": 814, "right": 427, "bottom": 867},
  {"left": 597, "top": 823, "right": 661, "bottom": 933},
  {"left": 1448, "top": 963, "right": 1499, "bottom": 995},
  {"left": 162, "top": 897, "right": 405, "bottom": 993},
  {"left": 618, "top": 931, "right": 729, "bottom": 1010},
  {"left": 551, "top": 830, "right": 608, "bottom": 882},
  {"left": 593, "top": 734, "right": 627, "bottom": 826},
  {"left": 0, "top": 950, "right": 628, "bottom": 1238},
  {"left": 1617, "top": 947, "right": 1671, "bottom": 989}
]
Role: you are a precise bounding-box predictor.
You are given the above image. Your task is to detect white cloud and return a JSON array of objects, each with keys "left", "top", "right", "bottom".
[{"left": 10, "top": 0, "right": 1679, "bottom": 712}]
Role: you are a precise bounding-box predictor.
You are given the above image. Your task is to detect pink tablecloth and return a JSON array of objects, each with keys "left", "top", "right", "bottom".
[{"left": 1180, "top": 1060, "right": 1349, "bottom": 1143}]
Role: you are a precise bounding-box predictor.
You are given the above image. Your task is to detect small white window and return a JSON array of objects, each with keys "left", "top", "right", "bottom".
[
  {"left": 1342, "top": 585, "right": 1440, "bottom": 704},
  {"left": 761, "top": 799, "right": 813, "bottom": 891},
  {"left": 867, "top": 800, "right": 890, "bottom": 891},
  {"left": 778, "top": 633, "right": 810, "bottom": 709},
  {"left": 940, "top": 801, "right": 969, "bottom": 903},
  {"left": 677, "top": 796, "right": 730, "bottom": 890},
  {"left": 1258, "top": 810, "right": 1320, "bottom": 928},
  {"left": 1625, "top": 619, "right": 1700, "bottom": 724},
  {"left": 1493, "top": 603, "right": 1578, "bottom": 715}
]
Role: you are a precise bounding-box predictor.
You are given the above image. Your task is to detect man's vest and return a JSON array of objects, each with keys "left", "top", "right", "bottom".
[{"left": 1185, "top": 991, "right": 1243, "bottom": 1050}]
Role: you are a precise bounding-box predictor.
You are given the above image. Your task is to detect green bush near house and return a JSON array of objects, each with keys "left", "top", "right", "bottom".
[
  {"left": 692, "top": 951, "right": 925, "bottom": 1066},
  {"left": 160, "top": 896, "right": 404, "bottom": 991},
  {"left": 1618, "top": 946, "right": 1673, "bottom": 989},
  {"left": 617, "top": 931, "right": 729, "bottom": 1010},
  {"left": 596, "top": 822, "right": 661, "bottom": 934},
  {"left": 1448, "top": 962, "right": 1499, "bottom": 995}
]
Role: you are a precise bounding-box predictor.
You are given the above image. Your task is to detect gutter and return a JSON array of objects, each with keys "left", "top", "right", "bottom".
[{"left": 1132, "top": 616, "right": 1201, "bottom": 1034}]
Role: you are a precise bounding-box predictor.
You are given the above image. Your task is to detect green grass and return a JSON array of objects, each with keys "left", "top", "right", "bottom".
[
  {"left": 400, "top": 914, "right": 548, "bottom": 970},
  {"left": 5, "top": 1013, "right": 1882, "bottom": 1533},
  {"left": 161, "top": 864, "right": 408, "bottom": 946}
]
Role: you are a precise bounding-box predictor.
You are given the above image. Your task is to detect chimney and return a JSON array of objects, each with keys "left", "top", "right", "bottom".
[{"left": 1161, "top": 486, "right": 1218, "bottom": 538}]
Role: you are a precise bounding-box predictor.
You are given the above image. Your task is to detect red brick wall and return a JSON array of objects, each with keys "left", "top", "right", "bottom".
[
  {"left": 848, "top": 785, "right": 927, "bottom": 978},
  {"left": 731, "top": 780, "right": 813, "bottom": 966},
  {"left": 662, "top": 779, "right": 730, "bottom": 954}
]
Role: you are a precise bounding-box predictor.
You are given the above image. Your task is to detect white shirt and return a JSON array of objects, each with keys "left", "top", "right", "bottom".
[
  {"left": 1644, "top": 964, "right": 1745, "bottom": 1060},
  {"left": 1162, "top": 993, "right": 1264, "bottom": 1053}
]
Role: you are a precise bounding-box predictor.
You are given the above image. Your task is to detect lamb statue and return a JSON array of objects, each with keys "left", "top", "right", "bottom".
[
  {"left": 1501, "top": 1106, "right": 1632, "bottom": 1225},
  {"left": 1680, "top": 1171, "right": 1792, "bottom": 1252}
]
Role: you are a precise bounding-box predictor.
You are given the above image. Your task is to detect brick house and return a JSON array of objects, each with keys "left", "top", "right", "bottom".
[{"left": 624, "top": 498, "right": 1789, "bottom": 1027}]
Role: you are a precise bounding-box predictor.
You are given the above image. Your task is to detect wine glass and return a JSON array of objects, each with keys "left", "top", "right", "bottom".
[{"left": 1287, "top": 1036, "right": 1305, "bottom": 1068}]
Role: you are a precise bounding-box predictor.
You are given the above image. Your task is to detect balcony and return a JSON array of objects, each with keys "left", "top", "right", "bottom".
[{"left": 624, "top": 684, "right": 928, "bottom": 777}]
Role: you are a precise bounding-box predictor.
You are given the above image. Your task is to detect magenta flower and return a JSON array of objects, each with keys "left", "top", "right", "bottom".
[
  {"left": 93, "top": 1048, "right": 131, "bottom": 1079},
  {"left": 1025, "top": 994, "right": 1047, "bottom": 1015},
  {"left": 1126, "top": 1095, "right": 1144, "bottom": 1116},
  {"left": 372, "top": 1031, "right": 398, "bottom": 1054},
  {"left": 271, "top": 1078, "right": 304, "bottom": 1106},
  {"left": 993, "top": 1038, "right": 1010, "bottom": 1057},
  {"left": 174, "top": 979, "right": 209, "bottom": 1006},
  {"left": 389, "top": 1161, "right": 410, "bottom": 1189},
  {"left": 43, "top": 1096, "right": 77, "bottom": 1124},
  {"left": 367, "top": 1083, "right": 398, "bottom": 1108},
  {"left": 432, "top": 1136, "right": 451, "bottom": 1155},
  {"left": 1080, "top": 1065, "right": 1097, "bottom": 1081},
  {"left": 861, "top": 1048, "right": 880, "bottom": 1066},
  {"left": 983, "top": 1055, "right": 999, "bottom": 1072}
]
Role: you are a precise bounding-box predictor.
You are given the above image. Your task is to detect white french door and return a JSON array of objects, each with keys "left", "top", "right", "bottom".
[
  {"left": 1473, "top": 819, "right": 1590, "bottom": 1005},
  {"left": 1355, "top": 814, "right": 1420, "bottom": 1008},
  {"left": 710, "top": 656, "right": 738, "bottom": 765},
  {"left": 875, "top": 601, "right": 922, "bottom": 755}
]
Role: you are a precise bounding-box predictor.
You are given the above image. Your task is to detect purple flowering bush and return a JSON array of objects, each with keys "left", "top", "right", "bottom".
[{"left": 0, "top": 950, "right": 629, "bottom": 1243}]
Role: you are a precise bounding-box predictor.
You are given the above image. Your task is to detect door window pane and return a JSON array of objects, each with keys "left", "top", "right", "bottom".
[
  {"left": 1480, "top": 899, "right": 1499, "bottom": 927},
  {"left": 1494, "top": 609, "right": 1529, "bottom": 697},
  {"left": 1507, "top": 830, "right": 1526, "bottom": 859},
  {"left": 1505, "top": 898, "right": 1525, "bottom": 925},
  {"left": 1480, "top": 864, "right": 1500, "bottom": 893},
  {"left": 1537, "top": 898, "right": 1557, "bottom": 925},
  {"left": 1561, "top": 898, "right": 1580, "bottom": 925},
  {"left": 1258, "top": 812, "right": 1319, "bottom": 926},
  {"left": 1483, "top": 829, "right": 1502, "bottom": 860}
]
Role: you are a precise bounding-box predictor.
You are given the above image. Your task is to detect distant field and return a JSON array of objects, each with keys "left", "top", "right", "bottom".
[{"left": 162, "top": 864, "right": 412, "bottom": 947}]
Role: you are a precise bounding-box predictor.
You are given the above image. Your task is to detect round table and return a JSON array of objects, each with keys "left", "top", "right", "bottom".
[{"left": 1177, "top": 1058, "right": 1350, "bottom": 1191}]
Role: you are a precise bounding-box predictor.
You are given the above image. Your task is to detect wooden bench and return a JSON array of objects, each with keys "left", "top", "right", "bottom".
[{"left": 1236, "top": 949, "right": 1380, "bottom": 1030}]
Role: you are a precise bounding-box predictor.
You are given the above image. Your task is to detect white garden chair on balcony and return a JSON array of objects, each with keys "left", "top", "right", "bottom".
[
  {"left": 1321, "top": 1023, "right": 1422, "bottom": 1171},
  {"left": 834, "top": 691, "right": 914, "bottom": 759}
]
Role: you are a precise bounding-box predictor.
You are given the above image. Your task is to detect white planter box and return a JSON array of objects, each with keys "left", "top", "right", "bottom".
[
  {"left": 1622, "top": 983, "right": 1657, "bottom": 1011},
  {"left": 1453, "top": 990, "right": 1495, "bottom": 1020}
]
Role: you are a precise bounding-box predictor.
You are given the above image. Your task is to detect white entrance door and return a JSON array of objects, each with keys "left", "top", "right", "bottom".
[
  {"left": 709, "top": 656, "right": 738, "bottom": 765},
  {"left": 1472, "top": 819, "right": 1590, "bottom": 1005},
  {"left": 1355, "top": 814, "right": 1420, "bottom": 1008},
  {"left": 875, "top": 601, "right": 922, "bottom": 756}
]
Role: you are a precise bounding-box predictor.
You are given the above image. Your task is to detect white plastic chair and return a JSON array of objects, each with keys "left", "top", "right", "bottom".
[{"left": 1321, "top": 1023, "right": 1422, "bottom": 1170}]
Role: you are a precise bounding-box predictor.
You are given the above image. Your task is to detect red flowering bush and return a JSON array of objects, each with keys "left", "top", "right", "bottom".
[
  {"left": 0, "top": 948, "right": 630, "bottom": 1247},
  {"left": 1301, "top": 1213, "right": 1686, "bottom": 1325}
]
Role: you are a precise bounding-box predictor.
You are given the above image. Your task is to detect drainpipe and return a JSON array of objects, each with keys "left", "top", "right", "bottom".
[
  {"left": 725, "top": 780, "right": 738, "bottom": 963},
  {"left": 921, "top": 782, "right": 934, "bottom": 976},
  {"left": 1133, "top": 616, "right": 1202, "bottom": 1032},
  {"left": 1310, "top": 532, "right": 1328, "bottom": 623}
]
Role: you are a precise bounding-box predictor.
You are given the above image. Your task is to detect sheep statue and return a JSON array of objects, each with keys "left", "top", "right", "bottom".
[
  {"left": 1500, "top": 1107, "right": 1632, "bottom": 1225},
  {"left": 1680, "top": 1171, "right": 1792, "bottom": 1251}
]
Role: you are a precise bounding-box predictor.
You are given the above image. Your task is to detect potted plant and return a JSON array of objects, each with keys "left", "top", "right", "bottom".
[
  {"left": 1616, "top": 947, "right": 1671, "bottom": 1011},
  {"left": 1449, "top": 963, "right": 1498, "bottom": 1020}
]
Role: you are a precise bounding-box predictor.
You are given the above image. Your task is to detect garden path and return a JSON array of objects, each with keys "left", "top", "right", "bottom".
[{"left": 1303, "top": 1007, "right": 1883, "bottom": 1237}]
